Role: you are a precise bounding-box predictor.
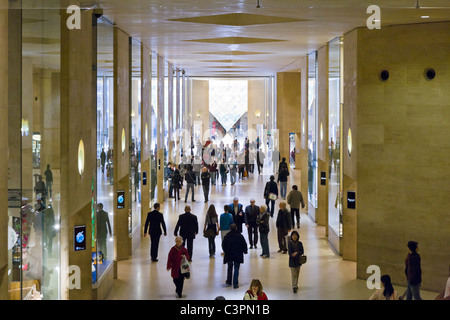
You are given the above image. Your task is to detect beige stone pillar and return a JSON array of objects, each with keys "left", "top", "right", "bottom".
[
  {"left": 317, "top": 46, "right": 329, "bottom": 229},
  {"left": 113, "top": 26, "right": 131, "bottom": 261},
  {"left": 299, "top": 57, "right": 309, "bottom": 211},
  {"left": 156, "top": 55, "right": 165, "bottom": 203},
  {"left": 140, "top": 45, "right": 151, "bottom": 236},
  {"left": 276, "top": 72, "right": 301, "bottom": 188},
  {"left": 342, "top": 29, "right": 357, "bottom": 263},
  {"left": 0, "top": 0, "right": 9, "bottom": 300},
  {"left": 60, "top": 8, "right": 96, "bottom": 300}
]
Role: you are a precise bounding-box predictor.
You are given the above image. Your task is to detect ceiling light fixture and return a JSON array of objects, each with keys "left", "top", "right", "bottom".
[{"left": 421, "top": 15, "right": 429, "bottom": 18}]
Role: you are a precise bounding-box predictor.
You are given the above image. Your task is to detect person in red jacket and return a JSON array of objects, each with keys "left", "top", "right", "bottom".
[
  {"left": 167, "top": 236, "right": 190, "bottom": 298},
  {"left": 243, "top": 279, "right": 268, "bottom": 300}
]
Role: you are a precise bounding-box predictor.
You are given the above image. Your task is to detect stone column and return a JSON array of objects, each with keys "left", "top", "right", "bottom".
[
  {"left": 276, "top": 72, "right": 301, "bottom": 187},
  {"left": 299, "top": 56, "right": 309, "bottom": 211},
  {"left": 60, "top": 8, "right": 96, "bottom": 300},
  {"left": 140, "top": 44, "right": 151, "bottom": 236},
  {"left": 113, "top": 26, "right": 131, "bottom": 261},
  {"left": 317, "top": 45, "right": 329, "bottom": 230},
  {"left": 156, "top": 55, "right": 165, "bottom": 203}
]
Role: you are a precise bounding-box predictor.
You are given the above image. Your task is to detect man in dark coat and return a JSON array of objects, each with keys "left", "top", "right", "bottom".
[
  {"left": 222, "top": 224, "right": 248, "bottom": 289},
  {"left": 244, "top": 199, "right": 260, "bottom": 249},
  {"left": 174, "top": 205, "right": 199, "bottom": 261},
  {"left": 229, "top": 197, "right": 245, "bottom": 233},
  {"left": 144, "top": 203, "right": 167, "bottom": 262},
  {"left": 276, "top": 201, "right": 292, "bottom": 254}
]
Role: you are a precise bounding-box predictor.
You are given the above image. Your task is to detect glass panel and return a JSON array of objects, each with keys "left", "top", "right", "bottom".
[
  {"left": 7, "top": 5, "right": 62, "bottom": 300},
  {"left": 95, "top": 18, "right": 115, "bottom": 283},
  {"left": 308, "top": 52, "right": 318, "bottom": 208},
  {"left": 328, "top": 38, "right": 343, "bottom": 236}
]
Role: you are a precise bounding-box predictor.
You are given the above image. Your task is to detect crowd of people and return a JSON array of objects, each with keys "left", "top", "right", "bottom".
[
  {"left": 144, "top": 141, "right": 450, "bottom": 300},
  {"left": 144, "top": 146, "right": 311, "bottom": 299}
]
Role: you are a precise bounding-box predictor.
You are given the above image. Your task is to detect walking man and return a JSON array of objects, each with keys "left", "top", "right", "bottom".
[
  {"left": 174, "top": 206, "right": 199, "bottom": 261},
  {"left": 286, "top": 185, "right": 305, "bottom": 229},
  {"left": 276, "top": 201, "right": 292, "bottom": 254},
  {"left": 222, "top": 224, "right": 248, "bottom": 289},
  {"left": 244, "top": 199, "right": 259, "bottom": 249},
  {"left": 144, "top": 203, "right": 167, "bottom": 262}
]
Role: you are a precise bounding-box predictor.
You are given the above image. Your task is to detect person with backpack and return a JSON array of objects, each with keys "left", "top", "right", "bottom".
[{"left": 277, "top": 158, "right": 289, "bottom": 200}]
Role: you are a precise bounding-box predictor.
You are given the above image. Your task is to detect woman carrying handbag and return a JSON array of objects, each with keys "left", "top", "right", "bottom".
[{"left": 288, "top": 230, "right": 305, "bottom": 293}]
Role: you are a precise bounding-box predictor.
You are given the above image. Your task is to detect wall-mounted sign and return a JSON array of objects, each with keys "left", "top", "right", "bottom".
[
  {"left": 320, "top": 171, "right": 326, "bottom": 185},
  {"left": 117, "top": 190, "right": 125, "bottom": 209},
  {"left": 347, "top": 191, "right": 356, "bottom": 209},
  {"left": 142, "top": 171, "right": 147, "bottom": 186},
  {"left": 74, "top": 225, "right": 86, "bottom": 251}
]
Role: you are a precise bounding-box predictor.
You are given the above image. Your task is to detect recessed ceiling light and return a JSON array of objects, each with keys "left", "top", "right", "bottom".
[{"left": 421, "top": 15, "right": 430, "bottom": 19}]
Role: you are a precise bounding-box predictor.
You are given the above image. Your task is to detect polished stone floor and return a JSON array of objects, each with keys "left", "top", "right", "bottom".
[{"left": 105, "top": 168, "right": 438, "bottom": 300}]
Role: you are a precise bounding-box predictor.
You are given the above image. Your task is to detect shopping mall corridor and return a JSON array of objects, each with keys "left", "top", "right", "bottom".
[{"left": 105, "top": 169, "right": 438, "bottom": 300}]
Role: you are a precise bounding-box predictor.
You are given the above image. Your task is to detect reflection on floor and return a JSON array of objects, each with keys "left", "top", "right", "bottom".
[{"left": 105, "top": 168, "right": 438, "bottom": 300}]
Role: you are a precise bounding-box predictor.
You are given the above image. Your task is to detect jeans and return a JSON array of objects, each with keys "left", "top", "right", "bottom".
[
  {"left": 46, "top": 181, "right": 52, "bottom": 198},
  {"left": 404, "top": 282, "right": 422, "bottom": 300},
  {"left": 210, "top": 172, "right": 216, "bottom": 185},
  {"left": 226, "top": 261, "right": 241, "bottom": 287},
  {"left": 220, "top": 172, "right": 227, "bottom": 185},
  {"left": 230, "top": 170, "right": 236, "bottom": 184},
  {"left": 260, "top": 232, "right": 269, "bottom": 257},
  {"left": 265, "top": 198, "right": 276, "bottom": 217},
  {"left": 185, "top": 183, "right": 195, "bottom": 202},
  {"left": 207, "top": 236, "right": 216, "bottom": 256},
  {"left": 280, "top": 181, "right": 287, "bottom": 198}
]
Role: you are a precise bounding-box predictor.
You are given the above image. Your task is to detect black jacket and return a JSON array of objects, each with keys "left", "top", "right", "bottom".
[
  {"left": 184, "top": 170, "right": 196, "bottom": 185},
  {"left": 172, "top": 172, "right": 183, "bottom": 188},
  {"left": 201, "top": 171, "right": 211, "bottom": 185},
  {"left": 144, "top": 210, "right": 167, "bottom": 236},
  {"left": 276, "top": 208, "right": 292, "bottom": 233},
  {"left": 264, "top": 180, "right": 278, "bottom": 198},
  {"left": 288, "top": 239, "right": 304, "bottom": 268},
  {"left": 174, "top": 212, "right": 199, "bottom": 240},
  {"left": 244, "top": 205, "right": 259, "bottom": 226},
  {"left": 222, "top": 230, "right": 248, "bottom": 264}
]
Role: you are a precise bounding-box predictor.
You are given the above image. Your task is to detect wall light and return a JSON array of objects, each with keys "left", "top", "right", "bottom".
[
  {"left": 121, "top": 128, "right": 126, "bottom": 154},
  {"left": 255, "top": 111, "right": 261, "bottom": 118},
  {"left": 78, "top": 139, "right": 85, "bottom": 176}
]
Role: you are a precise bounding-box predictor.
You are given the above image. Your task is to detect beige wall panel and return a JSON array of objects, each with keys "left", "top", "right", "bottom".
[
  {"left": 113, "top": 27, "right": 131, "bottom": 261},
  {"left": 355, "top": 22, "right": 450, "bottom": 292}
]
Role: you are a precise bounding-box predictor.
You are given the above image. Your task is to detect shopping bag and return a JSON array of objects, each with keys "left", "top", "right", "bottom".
[{"left": 180, "top": 256, "right": 190, "bottom": 279}]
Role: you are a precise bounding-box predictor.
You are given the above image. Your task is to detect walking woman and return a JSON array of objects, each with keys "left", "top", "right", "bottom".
[
  {"left": 288, "top": 230, "right": 304, "bottom": 293},
  {"left": 167, "top": 236, "right": 190, "bottom": 298},
  {"left": 243, "top": 279, "right": 268, "bottom": 300},
  {"left": 204, "top": 204, "right": 220, "bottom": 258},
  {"left": 172, "top": 169, "right": 183, "bottom": 201}
]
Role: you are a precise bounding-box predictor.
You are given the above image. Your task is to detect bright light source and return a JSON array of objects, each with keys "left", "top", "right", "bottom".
[{"left": 421, "top": 16, "right": 429, "bottom": 19}]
